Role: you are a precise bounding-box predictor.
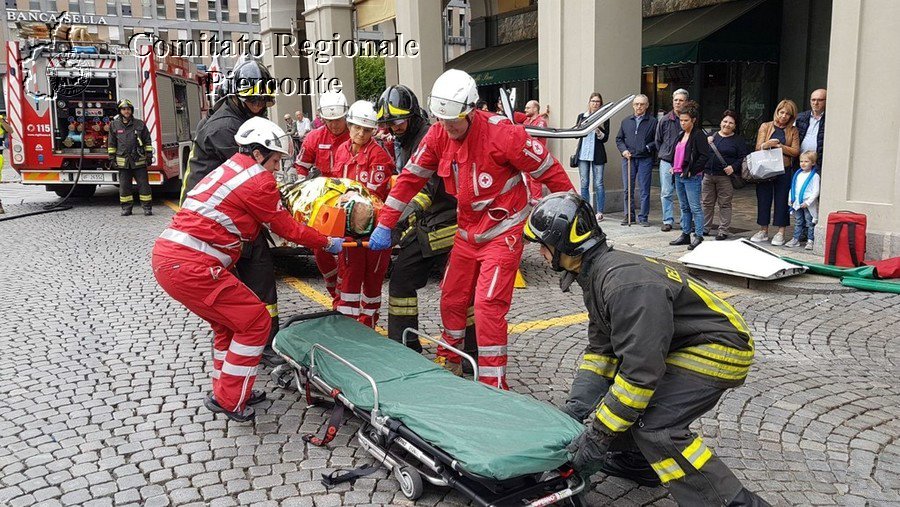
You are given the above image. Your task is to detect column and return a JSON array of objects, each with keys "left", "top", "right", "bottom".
[
  {"left": 394, "top": 0, "right": 443, "bottom": 103},
  {"left": 383, "top": 18, "right": 399, "bottom": 87},
  {"left": 259, "top": 0, "right": 303, "bottom": 121},
  {"left": 819, "top": 0, "right": 900, "bottom": 259},
  {"left": 302, "top": 0, "right": 356, "bottom": 111},
  {"left": 538, "top": 0, "right": 642, "bottom": 209}
]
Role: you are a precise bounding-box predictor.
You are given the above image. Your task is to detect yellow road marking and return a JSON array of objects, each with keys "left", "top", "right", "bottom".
[
  {"left": 164, "top": 200, "right": 181, "bottom": 212},
  {"left": 282, "top": 275, "right": 388, "bottom": 336},
  {"left": 508, "top": 312, "right": 589, "bottom": 334}
]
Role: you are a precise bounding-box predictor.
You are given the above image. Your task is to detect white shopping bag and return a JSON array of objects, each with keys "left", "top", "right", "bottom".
[{"left": 747, "top": 148, "right": 785, "bottom": 180}]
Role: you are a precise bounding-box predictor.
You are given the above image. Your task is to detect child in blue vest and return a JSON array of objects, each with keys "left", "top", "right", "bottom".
[{"left": 786, "top": 151, "right": 820, "bottom": 250}]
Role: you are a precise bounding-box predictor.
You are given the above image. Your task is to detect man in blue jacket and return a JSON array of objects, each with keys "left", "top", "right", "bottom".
[
  {"left": 616, "top": 95, "right": 657, "bottom": 226},
  {"left": 795, "top": 88, "right": 826, "bottom": 171}
]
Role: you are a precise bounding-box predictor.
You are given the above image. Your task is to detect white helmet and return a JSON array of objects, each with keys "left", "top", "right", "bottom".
[
  {"left": 234, "top": 116, "right": 294, "bottom": 159},
  {"left": 318, "top": 91, "right": 349, "bottom": 120},
  {"left": 346, "top": 100, "right": 378, "bottom": 129},
  {"left": 428, "top": 69, "right": 479, "bottom": 120}
]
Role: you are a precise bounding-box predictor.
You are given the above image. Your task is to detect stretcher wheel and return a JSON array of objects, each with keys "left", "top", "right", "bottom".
[
  {"left": 395, "top": 466, "right": 424, "bottom": 500},
  {"left": 271, "top": 365, "right": 295, "bottom": 390}
]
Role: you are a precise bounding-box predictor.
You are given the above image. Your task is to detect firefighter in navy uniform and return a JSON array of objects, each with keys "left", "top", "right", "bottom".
[
  {"left": 524, "top": 192, "right": 769, "bottom": 507},
  {"left": 376, "top": 85, "right": 477, "bottom": 363},
  {"left": 180, "top": 59, "right": 285, "bottom": 366},
  {"left": 108, "top": 100, "right": 153, "bottom": 216}
]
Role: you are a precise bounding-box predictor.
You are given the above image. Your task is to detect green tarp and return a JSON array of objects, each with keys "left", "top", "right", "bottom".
[{"left": 273, "top": 315, "right": 583, "bottom": 481}]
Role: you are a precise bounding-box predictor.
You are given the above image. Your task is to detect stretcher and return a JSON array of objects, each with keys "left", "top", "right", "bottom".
[{"left": 272, "top": 311, "right": 587, "bottom": 506}]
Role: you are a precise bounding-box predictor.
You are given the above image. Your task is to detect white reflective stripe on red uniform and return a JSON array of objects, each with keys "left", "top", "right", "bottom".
[
  {"left": 340, "top": 293, "right": 361, "bottom": 302},
  {"left": 182, "top": 198, "right": 243, "bottom": 238},
  {"left": 479, "top": 345, "right": 508, "bottom": 356},
  {"left": 529, "top": 154, "right": 554, "bottom": 179},
  {"left": 360, "top": 307, "right": 378, "bottom": 316},
  {"left": 486, "top": 266, "right": 500, "bottom": 299},
  {"left": 404, "top": 162, "right": 434, "bottom": 179},
  {"left": 385, "top": 196, "right": 406, "bottom": 212},
  {"left": 337, "top": 306, "right": 360, "bottom": 316},
  {"left": 206, "top": 163, "right": 266, "bottom": 208},
  {"left": 211, "top": 370, "right": 221, "bottom": 379},
  {"left": 159, "top": 228, "right": 234, "bottom": 267},
  {"left": 213, "top": 349, "right": 227, "bottom": 361},
  {"left": 221, "top": 362, "right": 257, "bottom": 377},
  {"left": 444, "top": 328, "right": 466, "bottom": 339},
  {"left": 228, "top": 341, "right": 266, "bottom": 357},
  {"left": 361, "top": 294, "right": 381, "bottom": 304},
  {"left": 456, "top": 204, "right": 532, "bottom": 244},
  {"left": 471, "top": 174, "right": 525, "bottom": 211},
  {"left": 479, "top": 366, "right": 507, "bottom": 380}
]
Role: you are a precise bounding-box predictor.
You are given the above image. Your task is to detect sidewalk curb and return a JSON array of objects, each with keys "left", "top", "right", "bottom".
[{"left": 687, "top": 268, "right": 856, "bottom": 295}]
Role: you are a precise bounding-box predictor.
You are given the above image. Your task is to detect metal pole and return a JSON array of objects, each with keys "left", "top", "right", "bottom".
[{"left": 626, "top": 157, "right": 632, "bottom": 226}]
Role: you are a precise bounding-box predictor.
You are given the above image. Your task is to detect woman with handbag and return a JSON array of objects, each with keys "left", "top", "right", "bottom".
[
  {"left": 668, "top": 101, "right": 709, "bottom": 250},
  {"left": 574, "top": 92, "right": 610, "bottom": 222},
  {"left": 751, "top": 99, "right": 800, "bottom": 246},
  {"left": 703, "top": 110, "right": 749, "bottom": 241}
]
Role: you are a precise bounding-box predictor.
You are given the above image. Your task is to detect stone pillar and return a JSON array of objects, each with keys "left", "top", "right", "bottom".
[
  {"left": 302, "top": 0, "right": 356, "bottom": 112},
  {"left": 394, "top": 1, "right": 444, "bottom": 103},
  {"left": 538, "top": 0, "right": 642, "bottom": 208},
  {"left": 819, "top": 0, "right": 900, "bottom": 259},
  {"left": 259, "top": 0, "right": 303, "bottom": 121},
  {"left": 383, "top": 18, "right": 400, "bottom": 87}
]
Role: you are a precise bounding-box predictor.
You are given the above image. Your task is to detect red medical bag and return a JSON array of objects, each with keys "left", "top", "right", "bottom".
[{"left": 825, "top": 211, "right": 867, "bottom": 267}]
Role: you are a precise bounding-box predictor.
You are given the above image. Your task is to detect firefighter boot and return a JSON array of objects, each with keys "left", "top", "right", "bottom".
[
  {"left": 599, "top": 450, "right": 661, "bottom": 487},
  {"left": 143, "top": 205, "right": 153, "bottom": 216},
  {"left": 121, "top": 205, "right": 133, "bottom": 216},
  {"left": 204, "top": 394, "right": 256, "bottom": 423}
]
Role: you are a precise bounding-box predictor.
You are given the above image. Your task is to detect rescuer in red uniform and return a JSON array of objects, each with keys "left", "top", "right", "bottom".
[
  {"left": 293, "top": 91, "right": 351, "bottom": 305},
  {"left": 332, "top": 100, "right": 395, "bottom": 328},
  {"left": 368, "top": 69, "right": 574, "bottom": 389},
  {"left": 153, "top": 117, "right": 343, "bottom": 422}
]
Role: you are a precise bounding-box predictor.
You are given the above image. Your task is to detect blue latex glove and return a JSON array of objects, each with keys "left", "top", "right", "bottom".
[
  {"left": 368, "top": 224, "right": 393, "bottom": 251},
  {"left": 324, "top": 237, "right": 343, "bottom": 254}
]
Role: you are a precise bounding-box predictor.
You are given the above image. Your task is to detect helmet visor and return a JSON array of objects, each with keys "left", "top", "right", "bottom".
[
  {"left": 319, "top": 104, "right": 349, "bottom": 120},
  {"left": 274, "top": 133, "right": 295, "bottom": 160},
  {"left": 428, "top": 95, "right": 471, "bottom": 119}
]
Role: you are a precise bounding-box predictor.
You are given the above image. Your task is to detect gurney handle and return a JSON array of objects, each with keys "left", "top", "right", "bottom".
[
  {"left": 310, "top": 343, "right": 381, "bottom": 416},
  {"left": 402, "top": 328, "right": 478, "bottom": 382},
  {"left": 342, "top": 240, "right": 369, "bottom": 248}
]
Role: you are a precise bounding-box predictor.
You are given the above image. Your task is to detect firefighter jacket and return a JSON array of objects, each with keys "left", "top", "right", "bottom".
[
  {"left": 574, "top": 243, "right": 755, "bottom": 438},
  {"left": 332, "top": 138, "right": 394, "bottom": 201},
  {"left": 107, "top": 116, "right": 152, "bottom": 169},
  {"left": 183, "top": 99, "right": 255, "bottom": 201},
  {"left": 393, "top": 115, "right": 458, "bottom": 256},
  {"left": 378, "top": 110, "right": 574, "bottom": 245},
  {"left": 293, "top": 125, "right": 350, "bottom": 178},
  {"left": 156, "top": 153, "right": 328, "bottom": 269}
]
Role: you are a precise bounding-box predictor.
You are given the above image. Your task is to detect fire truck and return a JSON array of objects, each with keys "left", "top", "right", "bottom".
[{"left": 4, "top": 38, "right": 209, "bottom": 197}]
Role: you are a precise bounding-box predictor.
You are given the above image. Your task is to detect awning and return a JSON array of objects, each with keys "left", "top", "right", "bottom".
[
  {"left": 446, "top": 39, "right": 537, "bottom": 86},
  {"left": 642, "top": 0, "right": 778, "bottom": 67},
  {"left": 354, "top": 0, "right": 395, "bottom": 30}
]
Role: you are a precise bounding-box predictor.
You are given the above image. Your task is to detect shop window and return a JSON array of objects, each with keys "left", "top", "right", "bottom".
[
  {"left": 702, "top": 63, "right": 737, "bottom": 129},
  {"left": 641, "top": 68, "right": 657, "bottom": 116},
  {"left": 739, "top": 62, "right": 777, "bottom": 141},
  {"left": 654, "top": 64, "right": 694, "bottom": 116}
]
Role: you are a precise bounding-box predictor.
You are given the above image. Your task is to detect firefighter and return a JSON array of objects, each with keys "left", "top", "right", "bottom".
[
  {"left": 293, "top": 91, "right": 351, "bottom": 305},
  {"left": 523, "top": 192, "right": 769, "bottom": 506},
  {"left": 368, "top": 69, "right": 574, "bottom": 389},
  {"left": 0, "top": 114, "right": 8, "bottom": 214},
  {"left": 375, "top": 85, "right": 476, "bottom": 358},
  {"left": 179, "top": 59, "right": 286, "bottom": 365},
  {"left": 108, "top": 99, "right": 153, "bottom": 216},
  {"left": 152, "top": 117, "right": 343, "bottom": 422},
  {"left": 332, "top": 100, "right": 394, "bottom": 327}
]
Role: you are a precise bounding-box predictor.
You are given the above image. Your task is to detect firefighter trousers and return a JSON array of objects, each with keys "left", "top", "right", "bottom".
[
  {"left": 152, "top": 254, "right": 269, "bottom": 412},
  {"left": 387, "top": 238, "right": 477, "bottom": 355},
  {"left": 313, "top": 249, "right": 339, "bottom": 308},
  {"left": 336, "top": 247, "right": 390, "bottom": 328},
  {"left": 234, "top": 234, "right": 278, "bottom": 343},
  {"left": 118, "top": 166, "right": 152, "bottom": 210},
  {"left": 436, "top": 233, "right": 523, "bottom": 390},
  {"left": 563, "top": 368, "right": 769, "bottom": 506}
]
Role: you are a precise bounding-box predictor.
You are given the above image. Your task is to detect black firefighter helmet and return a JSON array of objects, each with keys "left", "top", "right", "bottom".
[
  {"left": 375, "top": 85, "right": 420, "bottom": 123},
  {"left": 230, "top": 58, "right": 276, "bottom": 107},
  {"left": 523, "top": 192, "right": 605, "bottom": 271}
]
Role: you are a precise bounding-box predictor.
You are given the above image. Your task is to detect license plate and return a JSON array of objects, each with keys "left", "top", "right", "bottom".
[{"left": 74, "top": 172, "right": 113, "bottom": 183}]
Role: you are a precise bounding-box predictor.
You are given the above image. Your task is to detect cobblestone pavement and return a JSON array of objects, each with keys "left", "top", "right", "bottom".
[{"left": 1, "top": 177, "right": 899, "bottom": 507}]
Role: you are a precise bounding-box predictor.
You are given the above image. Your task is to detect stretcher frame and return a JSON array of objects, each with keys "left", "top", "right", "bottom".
[{"left": 274, "top": 311, "right": 587, "bottom": 507}]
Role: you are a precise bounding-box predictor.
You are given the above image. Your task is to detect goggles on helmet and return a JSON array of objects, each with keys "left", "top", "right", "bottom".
[{"left": 427, "top": 96, "right": 473, "bottom": 119}]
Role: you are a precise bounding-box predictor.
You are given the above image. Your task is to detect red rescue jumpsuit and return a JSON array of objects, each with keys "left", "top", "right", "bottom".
[
  {"left": 522, "top": 114, "right": 549, "bottom": 200},
  {"left": 293, "top": 125, "right": 350, "bottom": 304},
  {"left": 377, "top": 111, "right": 574, "bottom": 389},
  {"left": 152, "top": 153, "right": 328, "bottom": 412},
  {"left": 332, "top": 138, "right": 395, "bottom": 328}
]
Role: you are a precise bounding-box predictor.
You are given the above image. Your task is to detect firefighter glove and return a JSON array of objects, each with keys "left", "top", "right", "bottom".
[
  {"left": 324, "top": 237, "right": 343, "bottom": 255},
  {"left": 567, "top": 423, "right": 613, "bottom": 473},
  {"left": 368, "top": 224, "right": 393, "bottom": 251}
]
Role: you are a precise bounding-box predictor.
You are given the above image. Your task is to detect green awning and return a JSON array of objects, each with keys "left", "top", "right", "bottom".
[
  {"left": 642, "top": 0, "right": 778, "bottom": 67},
  {"left": 446, "top": 39, "right": 538, "bottom": 86}
]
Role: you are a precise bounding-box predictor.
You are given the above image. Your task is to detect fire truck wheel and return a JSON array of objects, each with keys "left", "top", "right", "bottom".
[{"left": 50, "top": 184, "right": 97, "bottom": 198}]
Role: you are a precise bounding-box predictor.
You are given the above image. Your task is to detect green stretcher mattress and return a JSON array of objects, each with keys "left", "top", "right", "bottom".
[{"left": 273, "top": 314, "right": 584, "bottom": 481}]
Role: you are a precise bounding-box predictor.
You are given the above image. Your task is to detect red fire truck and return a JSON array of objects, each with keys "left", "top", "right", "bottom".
[{"left": 4, "top": 38, "right": 209, "bottom": 196}]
